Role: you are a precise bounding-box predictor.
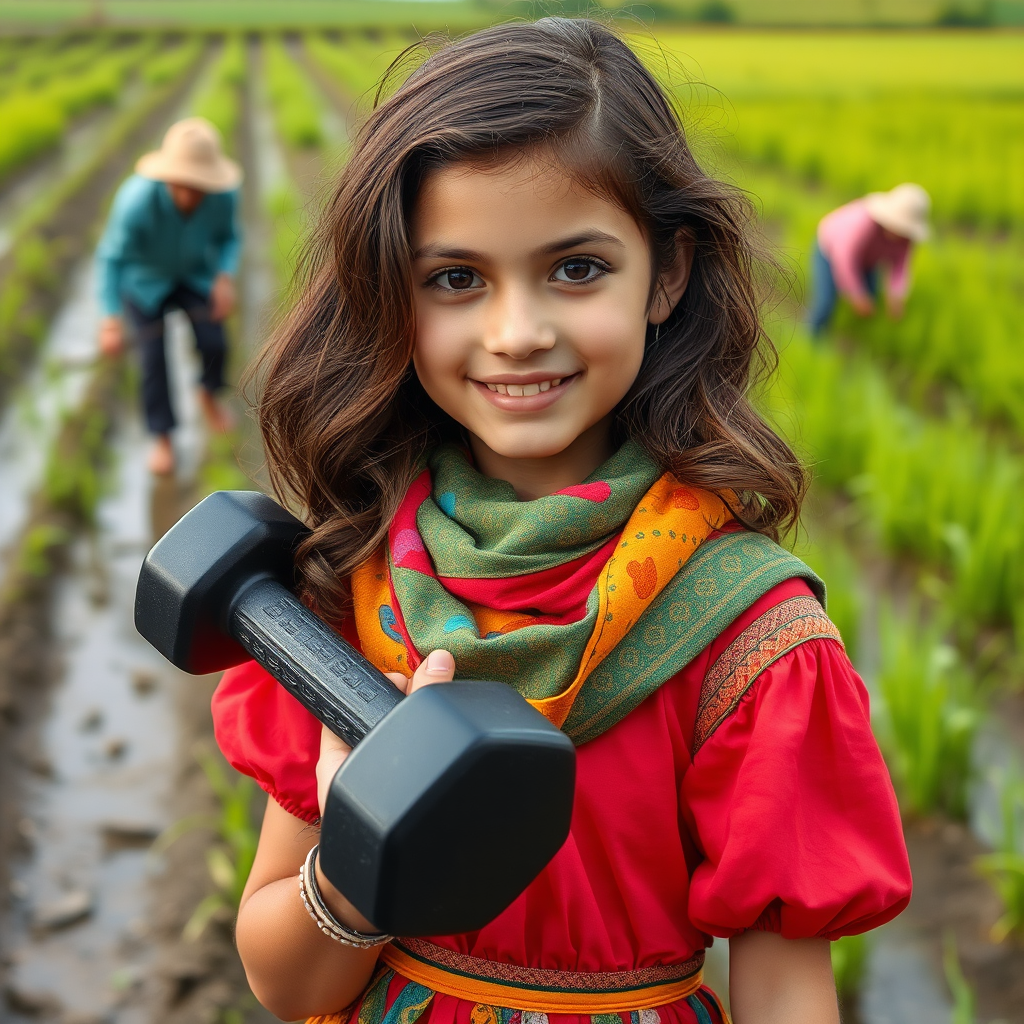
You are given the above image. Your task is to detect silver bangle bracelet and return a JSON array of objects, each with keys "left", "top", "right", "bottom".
[{"left": 299, "top": 844, "right": 393, "bottom": 948}]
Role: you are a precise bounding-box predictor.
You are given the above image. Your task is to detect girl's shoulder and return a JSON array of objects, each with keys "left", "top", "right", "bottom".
[{"left": 686, "top": 570, "right": 847, "bottom": 759}]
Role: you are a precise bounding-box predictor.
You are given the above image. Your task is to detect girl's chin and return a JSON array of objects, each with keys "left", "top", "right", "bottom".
[{"left": 470, "top": 428, "right": 581, "bottom": 463}]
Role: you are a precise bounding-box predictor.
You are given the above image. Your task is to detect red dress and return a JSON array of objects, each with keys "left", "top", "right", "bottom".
[{"left": 213, "top": 577, "right": 911, "bottom": 1023}]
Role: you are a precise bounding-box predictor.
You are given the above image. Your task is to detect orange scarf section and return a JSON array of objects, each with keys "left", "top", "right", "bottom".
[{"left": 351, "top": 475, "right": 731, "bottom": 729}]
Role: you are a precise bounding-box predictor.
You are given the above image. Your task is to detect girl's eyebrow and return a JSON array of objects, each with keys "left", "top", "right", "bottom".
[
  {"left": 413, "top": 231, "right": 625, "bottom": 262},
  {"left": 539, "top": 230, "right": 625, "bottom": 255}
]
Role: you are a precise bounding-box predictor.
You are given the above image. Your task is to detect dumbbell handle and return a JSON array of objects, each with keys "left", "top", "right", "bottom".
[{"left": 230, "top": 576, "right": 404, "bottom": 748}]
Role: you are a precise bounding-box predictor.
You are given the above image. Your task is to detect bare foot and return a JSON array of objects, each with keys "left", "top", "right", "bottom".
[
  {"left": 147, "top": 435, "right": 175, "bottom": 476},
  {"left": 197, "top": 388, "right": 235, "bottom": 434}
]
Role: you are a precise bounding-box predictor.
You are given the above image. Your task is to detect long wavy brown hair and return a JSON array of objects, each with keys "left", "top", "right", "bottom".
[{"left": 252, "top": 17, "right": 807, "bottom": 616}]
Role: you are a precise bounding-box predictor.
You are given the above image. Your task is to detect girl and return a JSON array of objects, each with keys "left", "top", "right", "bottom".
[{"left": 213, "top": 19, "right": 911, "bottom": 1024}]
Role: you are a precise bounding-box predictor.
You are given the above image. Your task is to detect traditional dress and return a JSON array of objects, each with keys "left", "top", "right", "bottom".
[{"left": 213, "top": 443, "right": 912, "bottom": 1024}]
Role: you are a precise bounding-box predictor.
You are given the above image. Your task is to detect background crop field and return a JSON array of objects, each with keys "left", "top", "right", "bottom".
[{"left": 0, "top": 9, "right": 1024, "bottom": 1023}]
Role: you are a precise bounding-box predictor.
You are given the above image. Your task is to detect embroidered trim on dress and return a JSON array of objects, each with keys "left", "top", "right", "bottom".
[
  {"left": 692, "top": 595, "right": 843, "bottom": 756},
  {"left": 378, "top": 940, "right": 705, "bottom": 1012},
  {"left": 390, "top": 939, "right": 704, "bottom": 994}
]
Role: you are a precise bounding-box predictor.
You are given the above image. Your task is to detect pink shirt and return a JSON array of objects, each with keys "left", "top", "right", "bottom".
[{"left": 817, "top": 199, "right": 911, "bottom": 303}]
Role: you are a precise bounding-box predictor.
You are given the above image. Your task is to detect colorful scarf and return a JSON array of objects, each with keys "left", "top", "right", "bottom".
[{"left": 351, "top": 441, "right": 736, "bottom": 737}]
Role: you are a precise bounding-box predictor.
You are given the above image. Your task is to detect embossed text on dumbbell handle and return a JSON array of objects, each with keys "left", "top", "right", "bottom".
[{"left": 230, "top": 577, "right": 405, "bottom": 748}]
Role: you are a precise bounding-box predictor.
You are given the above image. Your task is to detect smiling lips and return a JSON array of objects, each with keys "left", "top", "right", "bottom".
[{"left": 471, "top": 374, "right": 575, "bottom": 410}]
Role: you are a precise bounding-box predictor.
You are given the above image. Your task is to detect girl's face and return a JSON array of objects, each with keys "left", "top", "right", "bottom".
[{"left": 410, "top": 155, "right": 679, "bottom": 491}]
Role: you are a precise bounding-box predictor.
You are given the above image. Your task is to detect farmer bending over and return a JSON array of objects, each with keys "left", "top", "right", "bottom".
[
  {"left": 96, "top": 117, "right": 242, "bottom": 475},
  {"left": 809, "top": 183, "right": 930, "bottom": 336}
]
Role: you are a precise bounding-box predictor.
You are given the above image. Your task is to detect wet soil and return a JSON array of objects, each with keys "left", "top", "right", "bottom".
[{"left": 903, "top": 817, "right": 1024, "bottom": 1022}]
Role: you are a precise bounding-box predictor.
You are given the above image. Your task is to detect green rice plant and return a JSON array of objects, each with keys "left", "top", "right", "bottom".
[
  {"left": 975, "top": 770, "right": 1024, "bottom": 942},
  {"left": 712, "top": 92, "right": 1024, "bottom": 230},
  {"left": 192, "top": 33, "right": 246, "bottom": 150},
  {"left": 41, "top": 405, "right": 111, "bottom": 523},
  {"left": 769, "top": 327, "right": 1024, "bottom": 637},
  {"left": 267, "top": 180, "right": 308, "bottom": 287},
  {"left": 874, "top": 603, "right": 979, "bottom": 819},
  {"left": 0, "top": 34, "right": 157, "bottom": 181},
  {"left": 17, "top": 523, "right": 70, "bottom": 578},
  {"left": 830, "top": 933, "right": 868, "bottom": 1005},
  {"left": 142, "top": 34, "right": 205, "bottom": 86},
  {"left": 153, "top": 748, "right": 261, "bottom": 941},
  {"left": 833, "top": 236, "right": 1024, "bottom": 436},
  {"left": 263, "top": 33, "right": 325, "bottom": 150},
  {"left": 14, "top": 234, "right": 58, "bottom": 291},
  {"left": 305, "top": 31, "right": 410, "bottom": 111},
  {"left": 943, "top": 931, "right": 977, "bottom": 1024},
  {"left": 0, "top": 91, "right": 66, "bottom": 179}
]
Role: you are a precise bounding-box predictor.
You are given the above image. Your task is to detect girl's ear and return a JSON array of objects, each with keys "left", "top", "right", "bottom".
[{"left": 648, "top": 231, "right": 694, "bottom": 326}]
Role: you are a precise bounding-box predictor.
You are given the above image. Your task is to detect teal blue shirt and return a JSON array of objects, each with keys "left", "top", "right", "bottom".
[{"left": 96, "top": 175, "right": 241, "bottom": 316}]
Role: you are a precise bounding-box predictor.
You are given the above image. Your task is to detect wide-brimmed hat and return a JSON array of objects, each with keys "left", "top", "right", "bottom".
[
  {"left": 136, "top": 117, "right": 242, "bottom": 193},
  {"left": 864, "top": 183, "right": 931, "bottom": 242}
]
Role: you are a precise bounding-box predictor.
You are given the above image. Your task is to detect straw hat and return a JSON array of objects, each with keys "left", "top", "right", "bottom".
[
  {"left": 864, "top": 183, "right": 931, "bottom": 242},
  {"left": 136, "top": 117, "right": 242, "bottom": 193}
]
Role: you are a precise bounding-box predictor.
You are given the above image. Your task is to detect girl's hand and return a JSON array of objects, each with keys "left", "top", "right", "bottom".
[{"left": 314, "top": 649, "right": 456, "bottom": 821}]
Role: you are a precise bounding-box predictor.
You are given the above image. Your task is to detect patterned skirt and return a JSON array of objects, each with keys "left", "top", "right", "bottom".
[{"left": 307, "top": 942, "right": 730, "bottom": 1024}]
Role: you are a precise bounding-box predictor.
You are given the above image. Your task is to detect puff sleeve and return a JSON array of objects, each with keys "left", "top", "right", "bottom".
[
  {"left": 212, "top": 659, "right": 323, "bottom": 824},
  {"left": 681, "top": 633, "right": 912, "bottom": 940}
]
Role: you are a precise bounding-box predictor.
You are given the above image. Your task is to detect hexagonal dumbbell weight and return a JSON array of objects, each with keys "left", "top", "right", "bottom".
[{"left": 134, "top": 490, "right": 576, "bottom": 936}]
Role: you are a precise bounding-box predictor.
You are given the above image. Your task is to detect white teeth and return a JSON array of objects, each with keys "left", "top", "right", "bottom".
[{"left": 480, "top": 377, "right": 566, "bottom": 395}]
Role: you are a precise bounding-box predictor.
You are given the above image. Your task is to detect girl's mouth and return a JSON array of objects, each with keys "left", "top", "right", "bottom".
[{"left": 470, "top": 373, "right": 577, "bottom": 409}]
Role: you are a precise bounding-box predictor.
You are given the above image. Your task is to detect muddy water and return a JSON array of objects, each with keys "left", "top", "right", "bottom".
[
  {"left": 1, "top": 317, "right": 207, "bottom": 1023},
  {"left": 0, "top": 260, "right": 100, "bottom": 568}
]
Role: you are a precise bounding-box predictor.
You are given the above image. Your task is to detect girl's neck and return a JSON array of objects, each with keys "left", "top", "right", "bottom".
[{"left": 468, "top": 418, "right": 615, "bottom": 501}]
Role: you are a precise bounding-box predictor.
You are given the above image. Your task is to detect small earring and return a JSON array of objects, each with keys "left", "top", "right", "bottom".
[{"left": 649, "top": 323, "right": 660, "bottom": 346}]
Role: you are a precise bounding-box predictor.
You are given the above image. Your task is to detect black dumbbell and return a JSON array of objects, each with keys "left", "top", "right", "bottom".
[{"left": 134, "top": 490, "right": 576, "bottom": 936}]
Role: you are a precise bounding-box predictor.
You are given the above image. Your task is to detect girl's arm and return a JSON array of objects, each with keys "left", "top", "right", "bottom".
[
  {"left": 235, "top": 650, "right": 458, "bottom": 1021},
  {"left": 236, "top": 798, "right": 382, "bottom": 1021},
  {"left": 728, "top": 932, "right": 839, "bottom": 1024}
]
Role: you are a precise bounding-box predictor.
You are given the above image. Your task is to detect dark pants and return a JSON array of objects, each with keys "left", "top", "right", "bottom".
[
  {"left": 124, "top": 284, "right": 227, "bottom": 435},
  {"left": 808, "top": 241, "right": 879, "bottom": 336}
]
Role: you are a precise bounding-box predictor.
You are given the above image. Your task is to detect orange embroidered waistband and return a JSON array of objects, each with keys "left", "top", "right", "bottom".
[{"left": 380, "top": 940, "right": 705, "bottom": 1013}]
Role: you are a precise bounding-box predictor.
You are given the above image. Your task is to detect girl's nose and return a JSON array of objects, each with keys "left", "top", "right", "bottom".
[{"left": 483, "top": 285, "right": 557, "bottom": 359}]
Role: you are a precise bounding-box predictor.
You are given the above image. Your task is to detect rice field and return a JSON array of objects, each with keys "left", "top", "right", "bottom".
[{"left": 0, "top": 15, "right": 1022, "bottom": 1024}]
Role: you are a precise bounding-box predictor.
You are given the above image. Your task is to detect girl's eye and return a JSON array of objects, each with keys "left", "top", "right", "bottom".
[
  {"left": 429, "top": 267, "right": 483, "bottom": 292},
  {"left": 552, "top": 258, "right": 608, "bottom": 284}
]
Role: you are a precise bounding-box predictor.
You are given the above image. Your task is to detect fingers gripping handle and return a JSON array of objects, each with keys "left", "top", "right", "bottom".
[{"left": 229, "top": 577, "right": 404, "bottom": 748}]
